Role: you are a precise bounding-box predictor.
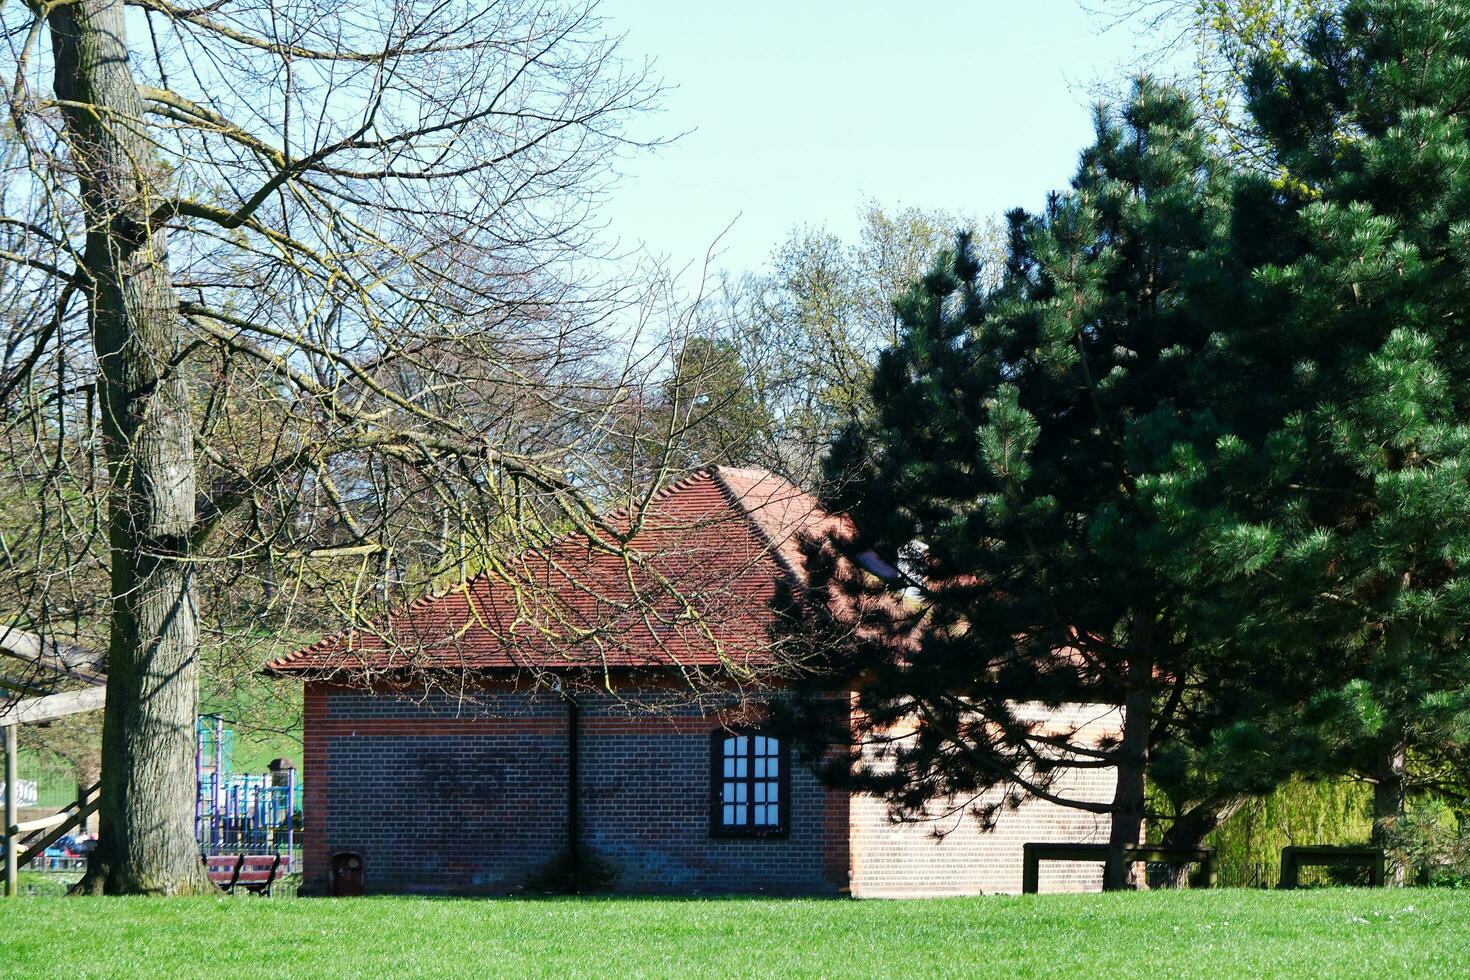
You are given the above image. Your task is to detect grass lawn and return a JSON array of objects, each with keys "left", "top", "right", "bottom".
[{"left": 1, "top": 889, "right": 1465, "bottom": 978}]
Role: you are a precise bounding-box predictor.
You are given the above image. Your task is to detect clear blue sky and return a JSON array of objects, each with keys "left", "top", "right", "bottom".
[{"left": 598, "top": 2, "right": 1166, "bottom": 276}]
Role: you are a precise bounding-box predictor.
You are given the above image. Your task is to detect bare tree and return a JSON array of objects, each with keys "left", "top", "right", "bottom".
[
  {"left": 1085, "top": 0, "right": 1332, "bottom": 160},
  {"left": 0, "top": 0, "right": 669, "bottom": 893},
  {"left": 719, "top": 203, "right": 1003, "bottom": 487}
]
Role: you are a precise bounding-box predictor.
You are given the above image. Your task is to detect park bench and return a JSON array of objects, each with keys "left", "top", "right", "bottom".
[
  {"left": 1022, "top": 842, "right": 1217, "bottom": 893},
  {"left": 1278, "top": 845, "right": 1385, "bottom": 888},
  {"left": 205, "top": 853, "right": 284, "bottom": 896}
]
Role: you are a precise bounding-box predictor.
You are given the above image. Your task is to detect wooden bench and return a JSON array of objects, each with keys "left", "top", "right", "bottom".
[
  {"left": 205, "top": 853, "right": 284, "bottom": 896},
  {"left": 1022, "top": 842, "right": 1218, "bottom": 893},
  {"left": 1279, "top": 845, "right": 1385, "bottom": 888}
]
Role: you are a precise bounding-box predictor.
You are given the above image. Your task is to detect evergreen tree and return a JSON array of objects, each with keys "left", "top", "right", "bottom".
[
  {"left": 788, "top": 80, "right": 1239, "bottom": 887},
  {"left": 661, "top": 335, "right": 773, "bottom": 469},
  {"left": 1148, "top": 0, "right": 1470, "bottom": 876}
]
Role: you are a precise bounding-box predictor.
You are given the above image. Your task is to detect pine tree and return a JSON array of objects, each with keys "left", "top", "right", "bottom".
[
  {"left": 788, "top": 80, "right": 1240, "bottom": 887},
  {"left": 1150, "top": 0, "right": 1470, "bottom": 879}
]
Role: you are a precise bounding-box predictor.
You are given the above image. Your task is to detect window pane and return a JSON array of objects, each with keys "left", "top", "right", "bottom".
[
  {"left": 736, "top": 736, "right": 747, "bottom": 756},
  {"left": 724, "top": 758, "right": 735, "bottom": 778},
  {"left": 767, "top": 757, "right": 778, "bottom": 777},
  {"left": 735, "top": 783, "right": 746, "bottom": 803},
  {"left": 733, "top": 804, "right": 748, "bottom": 825},
  {"left": 723, "top": 783, "right": 736, "bottom": 803},
  {"left": 755, "top": 807, "right": 769, "bottom": 826},
  {"left": 755, "top": 783, "right": 766, "bottom": 803},
  {"left": 724, "top": 737, "right": 737, "bottom": 757},
  {"left": 765, "top": 804, "right": 779, "bottom": 825},
  {"left": 755, "top": 759, "right": 766, "bottom": 779},
  {"left": 767, "top": 784, "right": 778, "bottom": 803},
  {"left": 723, "top": 804, "right": 735, "bottom": 825},
  {"left": 735, "top": 758, "right": 747, "bottom": 778}
]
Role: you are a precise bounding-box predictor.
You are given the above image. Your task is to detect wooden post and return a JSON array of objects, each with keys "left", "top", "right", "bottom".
[{"left": 4, "top": 723, "right": 17, "bottom": 896}]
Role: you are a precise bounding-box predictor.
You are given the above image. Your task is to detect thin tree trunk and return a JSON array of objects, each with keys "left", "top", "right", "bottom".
[
  {"left": 1373, "top": 739, "right": 1408, "bottom": 887},
  {"left": 76, "top": 751, "right": 103, "bottom": 838},
  {"left": 1106, "top": 641, "right": 1153, "bottom": 891},
  {"left": 50, "top": 0, "right": 211, "bottom": 895}
]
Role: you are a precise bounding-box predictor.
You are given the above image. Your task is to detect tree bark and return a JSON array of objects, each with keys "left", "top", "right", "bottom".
[
  {"left": 1373, "top": 739, "right": 1408, "bottom": 887},
  {"left": 1106, "top": 643, "right": 1153, "bottom": 891},
  {"left": 50, "top": 0, "right": 212, "bottom": 894}
]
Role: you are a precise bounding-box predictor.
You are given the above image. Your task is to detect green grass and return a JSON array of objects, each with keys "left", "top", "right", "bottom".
[
  {"left": 1, "top": 889, "right": 1464, "bottom": 978},
  {"left": 10, "top": 870, "right": 80, "bottom": 897}
]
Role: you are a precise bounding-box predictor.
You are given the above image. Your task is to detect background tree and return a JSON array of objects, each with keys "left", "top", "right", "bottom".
[
  {"left": 720, "top": 203, "right": 1002, "bottom": 486},
  {"left": 0, "top": 0, "right": 667, "bottom": 893},
  {"left": 1092, "top": 0, "right": 1334, "bottom": 164},
  {"left": 658, "top": 335, "right": 772, "bottom": 470}
]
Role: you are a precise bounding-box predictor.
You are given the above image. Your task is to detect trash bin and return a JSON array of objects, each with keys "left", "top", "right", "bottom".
[{"left": 330, "top": 851, "right": 364, "bottom": 896}]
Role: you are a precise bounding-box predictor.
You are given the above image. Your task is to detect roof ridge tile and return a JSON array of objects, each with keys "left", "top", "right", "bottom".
[{"left": 708, "top": 466, "right": 805, "bottom": 586}]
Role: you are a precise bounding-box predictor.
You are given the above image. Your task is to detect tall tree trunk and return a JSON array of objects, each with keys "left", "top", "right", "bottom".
[
  {"left": 1161, "top": 797, "right": 1244, "bottom": 851},
  {"left": 50, "top": 0, "right": 211, "bottom": 895},
  {"left": 1106, "top": 643, "right": 1152, "bottom": 891},
  {"left": 1373, "top": 739, "right": 1408, "bottom": 887}
]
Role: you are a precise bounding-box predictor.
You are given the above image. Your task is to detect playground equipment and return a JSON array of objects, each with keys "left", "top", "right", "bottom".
[
  {"left": 1, "top": 631, "right": 303, "bottom": 896},
  {"left": 0, "top": 627, "right": 106, "bottom": 896},
  {"left": 196, "top": 715, "right": 300, "bottom": 871}
]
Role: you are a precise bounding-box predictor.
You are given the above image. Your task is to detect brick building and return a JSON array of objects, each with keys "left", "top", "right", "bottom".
[{"left": 267, "top": 466, "right": 1117, "bottom": 897}]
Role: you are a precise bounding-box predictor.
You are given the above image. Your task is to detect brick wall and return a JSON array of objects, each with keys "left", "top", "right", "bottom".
[
  {"left": 301, "top": 682, "right": 570, "bottom": 895},
  {"left": 577, "top": 693, "right": 847, "bottom": 894},
  {"left": 300, "top": 681, "right": 847, "bottom": 896},
  {"left": 847, "top": 702, "right": 1121, "bottom": 897},
  {"left": 301, "top": 681, "right": 1121, "bottom": 898}
]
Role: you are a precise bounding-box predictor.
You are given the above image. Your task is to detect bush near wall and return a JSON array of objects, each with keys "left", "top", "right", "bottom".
[{"left": 1386, "top": 802, "right": 1470, "bottom": 888}]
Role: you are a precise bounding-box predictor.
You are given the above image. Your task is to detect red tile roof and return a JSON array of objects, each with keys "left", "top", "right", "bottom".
[{"left": 264, "top": 467, "right": 852, "bottom": 677}]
